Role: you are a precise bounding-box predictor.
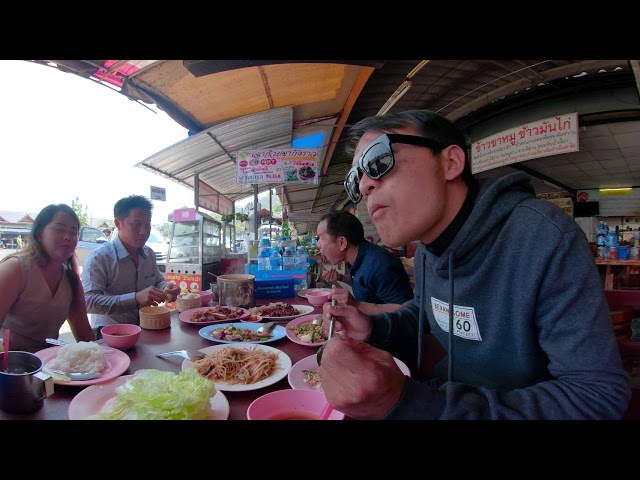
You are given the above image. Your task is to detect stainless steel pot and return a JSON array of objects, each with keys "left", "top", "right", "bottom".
[{"left": 217, "top": 274, "right": 255, "bottom": 309}]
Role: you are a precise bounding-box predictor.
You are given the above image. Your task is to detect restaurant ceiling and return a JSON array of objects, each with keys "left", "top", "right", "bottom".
[{"left": 27, "top": 59, "right": 640, "bottom": 233}]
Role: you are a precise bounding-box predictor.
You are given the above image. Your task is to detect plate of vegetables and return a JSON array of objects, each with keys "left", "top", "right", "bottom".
[{"left": 285, "top": 314, "right": 328, "bottom": 347}]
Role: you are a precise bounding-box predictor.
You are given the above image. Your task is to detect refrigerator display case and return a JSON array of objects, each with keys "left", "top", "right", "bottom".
[{"left": 164, "top": 209, "right": 222, "bottom": 292}]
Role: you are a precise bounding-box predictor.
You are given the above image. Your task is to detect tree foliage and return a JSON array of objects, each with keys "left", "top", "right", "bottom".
[{"left": 71, "top": 197, "right": 89, "bottom": 226}]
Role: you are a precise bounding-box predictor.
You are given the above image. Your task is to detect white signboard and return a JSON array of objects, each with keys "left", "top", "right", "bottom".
[
  {"left": 150, "top": 186, "right": 166, "bottom": 201},
  {"left": 235, "top": 148, "right": 320, "bottom": 185},
  {"left": 471, "top": 113, "right": 579, "bottom": 174}
]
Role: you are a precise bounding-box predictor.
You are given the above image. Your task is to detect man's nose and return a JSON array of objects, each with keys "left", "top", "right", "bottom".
[{"left": 359, "top": 174, "right": 376, "bottom": 198}]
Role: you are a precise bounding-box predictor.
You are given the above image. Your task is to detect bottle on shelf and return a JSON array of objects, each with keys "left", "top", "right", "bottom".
[
  {"left": 269, "top": 248, "right": 283, "bottom": 271},
  {"left": 295, "top": 245, "right": 309, "bottom": 271},
  {"left": 282, "top": 245, "right": 296, "bottom": 270},
  {"left": 597, "top": 220, "right": 606, "bottom": 259},
  {"left": 607, "top": 230, "right": 619, "bottom": 260},
  {"left": 258, "top": 242, "right": 271, "bottom": 271},
  {"left": 294, "top": 246, "right": 310, "bottom": 291}
]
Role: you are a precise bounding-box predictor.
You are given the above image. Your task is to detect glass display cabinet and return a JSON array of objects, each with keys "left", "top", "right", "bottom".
[{"left": 164, "top": 209, "right": 222, "bottom": 291}]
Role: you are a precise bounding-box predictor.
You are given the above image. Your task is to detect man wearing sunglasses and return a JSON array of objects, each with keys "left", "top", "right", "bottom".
[
  {"left": 318, "top": 109, "right": 630, "bottom": 420},
  {"left": 316, "top": 210, "right": 413, "bottom": 315}
]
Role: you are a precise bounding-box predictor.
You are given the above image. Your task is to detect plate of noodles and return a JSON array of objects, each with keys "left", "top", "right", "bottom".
[{"left": 182, "top": 343, "right": 292, "bottom": 392}]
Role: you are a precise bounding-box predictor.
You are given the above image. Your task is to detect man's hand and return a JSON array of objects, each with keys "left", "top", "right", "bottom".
[
  {"left": 319, "top": 335, "right": 407, "bottom": 419},
  {"left": 136, "top": 286, "right": 167, "bottom": 307},
  {"left": 328, "top": 285, "right": 355, "bottom": 307},
  {"left": 163, "top": 283, "right": 181, "bottom": 303},
  {"left": 322, "top": 300, "right": 370, "bottom": 341},
  {"left": 322, "top": 268, "right": 341, "bottom": 283}
]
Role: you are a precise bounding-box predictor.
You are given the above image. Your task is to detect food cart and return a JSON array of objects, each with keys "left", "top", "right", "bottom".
[{"left": 164, "top": 208, "right": 222, "bottom": 292}]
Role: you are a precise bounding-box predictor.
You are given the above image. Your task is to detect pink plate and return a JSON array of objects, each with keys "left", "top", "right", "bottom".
[
  {"left": 288, "top": 354, "right": 411, "bottom": 391},
  {"left": 35, "top": 345, "right": 130, "bottom": 386},
  {"left": 285, "top": 314, "right": 328, "bottom": 347},
  {"left": 179, "top": 306, "right": 251, "bottom": 325},
  {"left": 68, "top": 374, "right": 229, "bottom": 420}
]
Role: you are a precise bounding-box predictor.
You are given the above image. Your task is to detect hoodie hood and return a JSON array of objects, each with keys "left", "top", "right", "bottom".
[{"left": 428, "top": 172, "right": 535, "bottom": 276}]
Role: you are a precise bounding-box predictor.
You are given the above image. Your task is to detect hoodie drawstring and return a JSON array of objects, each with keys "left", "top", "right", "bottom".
[
  {"left": 416, "top": 249, "right": 455, "bottom": 382},
  {"left": 416, "top": 254, "right": 426, "bottom": 377},
  {"left": 447, "top": 249, "right": 454, "bottom": 382}
]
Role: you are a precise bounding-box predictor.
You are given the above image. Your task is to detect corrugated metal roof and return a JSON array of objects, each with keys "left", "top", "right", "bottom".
[{"left": 136, "top": 106, "right": 295, "bottom": 203}]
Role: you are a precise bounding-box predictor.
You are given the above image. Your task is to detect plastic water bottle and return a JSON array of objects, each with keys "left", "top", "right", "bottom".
[
  {"left": 258, "top": 245, "right": 271, "bottom": 270},
  {"left": 607, "top": 230, "right": 618, "bottom": 259},
  {"left": 295, "top": 246, "right": 309, "bottom": 271},
  {"left": 282, "top": 245, "right": 296, "bottom": 270},
  {"left": 269, "top": 248, "right": 282, "bottom": 270},
  {"left": 294, "top": 246, "right": 309, "bottom": 291}
]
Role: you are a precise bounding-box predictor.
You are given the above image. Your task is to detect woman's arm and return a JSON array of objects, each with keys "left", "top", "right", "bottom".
[{"left": 0, "top": 258, "right": 22, "bottom": 327}]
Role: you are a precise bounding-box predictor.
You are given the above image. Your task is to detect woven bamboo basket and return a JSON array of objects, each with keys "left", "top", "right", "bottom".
[
  {"left": 176, "top": 294, "right": 202, "bottom": 312},
  {"left": 139, "top": 306, "right": 171, "bottom": 330}
]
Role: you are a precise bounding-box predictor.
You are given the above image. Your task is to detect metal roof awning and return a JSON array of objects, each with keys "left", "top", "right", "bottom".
[{"left": 136, "top": 106, "right": 295, "bottom": 203}]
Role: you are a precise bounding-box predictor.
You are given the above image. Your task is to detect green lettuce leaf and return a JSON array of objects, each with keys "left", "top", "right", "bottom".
[{"left": 92, "top": 368, "right": 216, "bottom": 420}]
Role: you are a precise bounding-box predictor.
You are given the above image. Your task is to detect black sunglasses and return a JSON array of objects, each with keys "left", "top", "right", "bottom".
[{"left": 344, "top": 133, "right": 448, "bottom": 204}]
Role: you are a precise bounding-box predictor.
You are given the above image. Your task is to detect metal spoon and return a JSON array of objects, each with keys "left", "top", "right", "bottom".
[
  {"left": 45, "top": 368, "right": 101, "bottom": 381},
  {"left": 256, "top": 321, "right": 276, "bottom": 334},
  {"left": 156, "top": 350, "right": 206, "bottom": 361}
]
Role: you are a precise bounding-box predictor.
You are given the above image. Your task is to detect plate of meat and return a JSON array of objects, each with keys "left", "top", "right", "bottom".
[
  {"left": 249, "top": 303, "right": 315, "bottom": 320},
  {"left": 179, "top": 305, "right": 251, "bottom": 325}
]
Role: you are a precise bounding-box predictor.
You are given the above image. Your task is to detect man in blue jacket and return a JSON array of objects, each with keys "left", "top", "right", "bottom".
[
  {"left": 316, "top": 210, "right": 413, "bottom": 315},
  {"left": 318, "top": 109, "right": 631, "bottom": 419}
]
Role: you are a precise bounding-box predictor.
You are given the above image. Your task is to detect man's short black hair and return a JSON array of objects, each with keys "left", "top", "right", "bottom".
[
  {"left": 113, "top": 195, "right": 153, "bottom": 219},
  {"left": 319, "top": 210, "right": 365, "bottom": 245}
]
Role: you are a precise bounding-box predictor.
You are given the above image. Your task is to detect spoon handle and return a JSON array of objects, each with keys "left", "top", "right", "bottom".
[{"left": 327, "top": 298, "right": 338, "bottom": 339}]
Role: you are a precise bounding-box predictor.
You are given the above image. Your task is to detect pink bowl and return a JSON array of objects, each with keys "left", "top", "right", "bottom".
[
  {"left": 193, "top": 290, "right": 213, "bottom": 306},
  {"left": 247, "top": 389, "right": 344, "bottom": 420},
  {"left": 100, "top": 324, "right": 141, "bottom": 350},
  {"left": 306, "top": 290, "right": 330, "bottom": 306}
]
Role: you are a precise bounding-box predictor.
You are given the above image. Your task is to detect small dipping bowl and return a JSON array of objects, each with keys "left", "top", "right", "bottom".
[
  {"left": 193, "top": 290, "right": 213, "bottom": 306},
  {"left": 306, "top": 290, "right": 330, "bottom": 306},
  {"left": 247, "top": 389, "right": 344, "bottom": 420},
  {"left": 100, "top": 324, "right": 141, "bottom": 350}
]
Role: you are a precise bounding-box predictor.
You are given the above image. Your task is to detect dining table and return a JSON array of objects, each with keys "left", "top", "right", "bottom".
[{"left": 0, "top": 297, "right": 327, "bottom": 421}]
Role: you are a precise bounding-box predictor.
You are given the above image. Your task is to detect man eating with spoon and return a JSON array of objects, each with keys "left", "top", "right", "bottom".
[{"left": 317, "top": 109, "right": 630, "bottom": 420}]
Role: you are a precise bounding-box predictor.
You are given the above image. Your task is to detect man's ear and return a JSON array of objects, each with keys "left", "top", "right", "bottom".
[
  {"left": 442, "top": 144, "right": 467, "bottom": 181},
  {"left": 338, "top": 236, "right": 349, "bottom": 251}
]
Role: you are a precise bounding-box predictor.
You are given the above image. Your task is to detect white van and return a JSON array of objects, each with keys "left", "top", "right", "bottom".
[{"left": 110, "top": 227, "right": 169, "bottom": 272}]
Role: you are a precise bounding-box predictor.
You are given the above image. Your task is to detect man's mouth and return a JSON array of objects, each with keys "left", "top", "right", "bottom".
[{"left": 369, "top": 203, "right": 385, "bottom": 218}]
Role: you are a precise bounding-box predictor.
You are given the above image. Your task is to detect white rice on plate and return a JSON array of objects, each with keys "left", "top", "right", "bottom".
[{"left": 46, "top": 341, "right": 107, "bottom": 374}]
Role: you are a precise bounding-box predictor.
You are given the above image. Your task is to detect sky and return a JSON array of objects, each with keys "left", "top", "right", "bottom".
[{"left": 0, "top": 60, "right": 196, "bottom": 225}]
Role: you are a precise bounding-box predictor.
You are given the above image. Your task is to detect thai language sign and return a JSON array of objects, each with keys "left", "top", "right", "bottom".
[
  {"left": 471, "top": 113, "right": 579, "bottom": 174},
  {"left": 235, "top": 148, "right": 320, "bottom": 185}
]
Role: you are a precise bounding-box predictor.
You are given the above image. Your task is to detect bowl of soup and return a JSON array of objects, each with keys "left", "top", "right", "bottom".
[
  {"left": 100, "top": 324, "right": 141, "bottom": 350},
  {"left": 246, "top": 388, "right": 345, "bottom": 420}
]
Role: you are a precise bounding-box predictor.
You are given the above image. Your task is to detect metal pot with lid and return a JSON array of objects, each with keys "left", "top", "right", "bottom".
[{"left": 217, "top": 274, "right": 255, "bottom": 309}]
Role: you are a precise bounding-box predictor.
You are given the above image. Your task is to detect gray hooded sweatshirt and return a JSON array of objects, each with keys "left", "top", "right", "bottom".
[{"left": 369, "top": 172, "right": 631, "bottom": 419}]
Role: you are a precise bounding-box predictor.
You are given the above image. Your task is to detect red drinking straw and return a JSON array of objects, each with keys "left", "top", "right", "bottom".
[{"left": 2, "top": 329, "right": 9, "bottom": 372}]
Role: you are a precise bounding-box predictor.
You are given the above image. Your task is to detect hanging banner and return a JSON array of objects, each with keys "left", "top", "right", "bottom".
[
  {"left": 235, "top": 148, "right": 320, "bottom": 185},
  {"left": 471, "top": 112, "right": 579, "bottom": 174}
]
